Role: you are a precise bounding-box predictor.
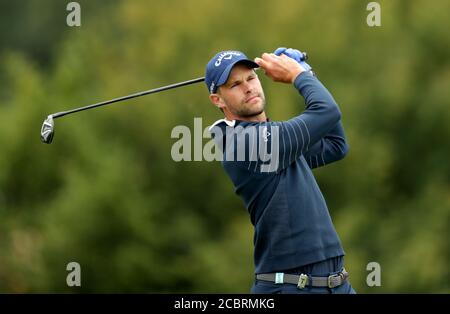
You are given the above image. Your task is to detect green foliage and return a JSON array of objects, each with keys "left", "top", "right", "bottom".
[{"left": 0, "top": 0, "right": 449, "bottom": 293}]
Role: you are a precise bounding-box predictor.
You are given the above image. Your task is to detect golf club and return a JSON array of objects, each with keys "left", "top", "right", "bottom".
[{"left": 40, "top": 77, "right": 205, "bottom": 144}]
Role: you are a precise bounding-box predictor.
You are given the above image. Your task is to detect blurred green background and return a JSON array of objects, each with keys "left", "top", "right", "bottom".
[{"left": 0, "top": 0, "right": 449, "bottom": 293}]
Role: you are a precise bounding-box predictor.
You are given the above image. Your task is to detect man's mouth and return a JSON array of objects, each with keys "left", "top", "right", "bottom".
[{"left": 245, "top": 95, "right": 260, "bottom": 103}]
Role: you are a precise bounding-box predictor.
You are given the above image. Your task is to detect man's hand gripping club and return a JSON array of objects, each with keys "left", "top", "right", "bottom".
[{"left": 254, "top": 48, "right": 311, "bottom": 83}]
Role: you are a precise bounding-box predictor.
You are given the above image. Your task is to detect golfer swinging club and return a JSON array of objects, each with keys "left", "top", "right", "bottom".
[{"left": 206, "top": 48, "right": 356, "bottom": 294}]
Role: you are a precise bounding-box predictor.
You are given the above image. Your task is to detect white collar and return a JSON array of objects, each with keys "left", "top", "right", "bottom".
[{"left": 208, "top": 118, "right": 236, "bottom": 131}]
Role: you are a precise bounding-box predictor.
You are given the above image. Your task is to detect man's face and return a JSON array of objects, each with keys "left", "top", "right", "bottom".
[{"left": 212, "top": 64, "right": 266, "bottom": 119}]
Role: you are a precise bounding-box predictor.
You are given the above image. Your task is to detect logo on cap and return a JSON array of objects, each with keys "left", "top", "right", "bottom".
[{"left": 214, "top": 51, "right": 242, "bottom": 67}]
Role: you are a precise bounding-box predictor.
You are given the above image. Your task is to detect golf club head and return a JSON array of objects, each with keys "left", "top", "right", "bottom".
[{"left": 41, "top": 115, "right": 55, "bottom": 144}]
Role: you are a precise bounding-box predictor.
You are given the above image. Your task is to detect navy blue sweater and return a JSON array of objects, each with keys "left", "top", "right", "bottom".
[{"left": 209, "top": 71, "right": 349, "bottom": 274}]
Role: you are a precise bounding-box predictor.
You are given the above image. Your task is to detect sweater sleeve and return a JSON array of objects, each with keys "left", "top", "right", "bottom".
[
  {"left": 303, "top": 121, "right": 349, "bottom": 169},
  {"left": 270, "top": 71, "right": 344, "bottom": 171}
]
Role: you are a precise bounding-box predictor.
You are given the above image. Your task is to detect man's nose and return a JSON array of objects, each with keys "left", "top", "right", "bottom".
[{"left": 242, "top": 81, "right": 253, "bottom": 93}]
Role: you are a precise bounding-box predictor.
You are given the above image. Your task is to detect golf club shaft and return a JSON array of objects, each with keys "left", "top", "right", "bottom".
[{"left": 52, "top": 77, "right": 205, "bottom": 119}]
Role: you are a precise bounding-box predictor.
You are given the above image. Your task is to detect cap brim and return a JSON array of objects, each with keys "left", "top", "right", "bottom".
[{"left": 216, "top": 59, "right": 259, "bottom": 89}]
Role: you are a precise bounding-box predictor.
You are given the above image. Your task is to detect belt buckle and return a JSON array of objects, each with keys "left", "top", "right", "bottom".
[
  {"left": 327, "top": 273, "right": 342, "bottom": 289},
  {"left": 297, "top": 274, "right": 308, "bottom": 289}
]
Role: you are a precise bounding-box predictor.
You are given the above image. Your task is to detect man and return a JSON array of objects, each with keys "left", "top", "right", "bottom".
[{"left": 206, "top": 48, "right": 355, "bottom": 294}]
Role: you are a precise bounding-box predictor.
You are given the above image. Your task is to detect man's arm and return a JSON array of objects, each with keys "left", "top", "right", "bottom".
[
  {"left": 254, "top": 53, "right": 346, "bottom": 171},
  {"left": 303, "top": 121, "right": 349, "bottom": 169}
]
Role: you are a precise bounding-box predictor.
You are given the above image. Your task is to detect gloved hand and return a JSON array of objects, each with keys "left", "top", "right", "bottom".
[{"left": 274, "top": 47, "right": 312, "bottom": 72}]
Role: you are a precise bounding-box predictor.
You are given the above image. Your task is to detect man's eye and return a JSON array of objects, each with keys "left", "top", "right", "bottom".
[
  {"left": 231, "top": 82, "right": 239, "bottom": 88},
  {"left": 248, "top": 76, "right": 255, "bottom": 81}
]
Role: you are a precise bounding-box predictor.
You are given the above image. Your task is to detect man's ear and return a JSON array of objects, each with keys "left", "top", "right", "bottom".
[{"left": 209, "top": 93, "right": 226, "bottom": 111}]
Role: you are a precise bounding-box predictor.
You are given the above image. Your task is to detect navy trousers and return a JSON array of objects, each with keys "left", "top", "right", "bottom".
[{"left": 251, "top": 256, "right": 356, "bottom": 294}]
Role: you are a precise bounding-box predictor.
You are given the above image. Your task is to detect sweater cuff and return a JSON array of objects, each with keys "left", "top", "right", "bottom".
[{"left": 293, "top": 70, "right": 314, "bottom": 90}]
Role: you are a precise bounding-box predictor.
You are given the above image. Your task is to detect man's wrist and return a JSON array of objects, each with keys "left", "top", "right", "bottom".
[
  {"left": 290, "top": 68, "right": 305, "bottom": 83},
  {"left": 292, "top": 70, "right": 315, "bottom": 90}
]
